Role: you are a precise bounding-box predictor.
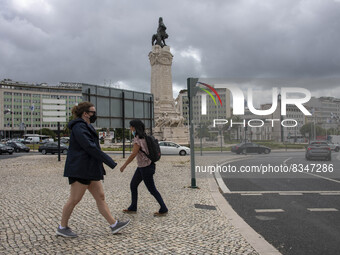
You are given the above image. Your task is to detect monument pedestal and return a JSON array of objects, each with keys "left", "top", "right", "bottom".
[
  {"left": 153, "top": 126, "right": 189, "bottom": 145},
  {"left": 149, "top": 45, "right": 189, "bottom": 144}
]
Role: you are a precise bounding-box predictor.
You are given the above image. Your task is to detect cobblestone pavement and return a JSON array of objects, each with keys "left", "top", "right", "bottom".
[{"left": 1, "top": 154, "right": 258, "bottom": 254}]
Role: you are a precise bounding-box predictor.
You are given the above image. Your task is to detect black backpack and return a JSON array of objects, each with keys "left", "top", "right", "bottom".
[{"left": 140, "top": 135, "right": 161, "bottom": 163}]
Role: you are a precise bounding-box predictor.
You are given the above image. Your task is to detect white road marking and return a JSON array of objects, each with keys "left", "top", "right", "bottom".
[
  {"left": 283, "top": 157, "right": 292, "bottom": 165},
  {"left": 214, "top": 157, "right": 253, "bottom": 194},
  {"left": 279, "top": 192, "right": 303, "bottom": 196},
  {"left": 320, "top": 192, "right": 340, "bottom": 195},
  {"left": 303, "top": 172, "right": 340, "bottom": 184},
  {"left": 255, "top": 209, "right": 285, "bottom": 213},
  {"left": 214, "top": 165, "right": 230, "bottom": 193},
  {"left": 226, "top": 190, "right": 340, "bottom": 194},
  {"left": 283, "top": 155, "right": 340, "bottom": 185},
  {"left": 307, "top": 208, "right": 338, "bottom": 212},
  {"left": 241, "top": 193, "right": 263, "bottom": 196}
]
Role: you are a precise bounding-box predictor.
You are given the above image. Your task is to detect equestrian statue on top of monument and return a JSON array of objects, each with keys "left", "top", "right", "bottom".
[{"left": 152, "top": 17, "right": 168, "bottom": 48}]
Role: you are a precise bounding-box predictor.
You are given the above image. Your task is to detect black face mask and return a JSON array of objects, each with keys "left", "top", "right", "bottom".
[{"left": 89, "top": 113, "right": 97, "bottom": 123}]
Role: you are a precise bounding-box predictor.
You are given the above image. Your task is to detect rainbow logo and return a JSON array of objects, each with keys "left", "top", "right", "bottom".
[
  {"left": 197, "top": 82, "right": 223, "bottom": 115},
  {"left": 197, "top": 82, "right": 223, "bottom": 107}
]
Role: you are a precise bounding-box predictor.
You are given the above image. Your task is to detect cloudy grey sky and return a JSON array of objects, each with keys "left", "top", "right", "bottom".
[{"left": 1, "top": 0, "right": 340, "bottom": 101}]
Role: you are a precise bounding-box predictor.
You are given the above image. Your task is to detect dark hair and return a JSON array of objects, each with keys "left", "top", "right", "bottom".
[
  {"left": 129, "top": 119, "right": 146, "bottom": 139},
  {"left": 71, "top": 101, "right": 94, "bottom": 118}
]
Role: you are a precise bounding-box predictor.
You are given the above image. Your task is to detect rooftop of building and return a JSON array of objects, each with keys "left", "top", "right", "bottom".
[{"left": 0, "top": 79, "right": 82, "bottom": 91}]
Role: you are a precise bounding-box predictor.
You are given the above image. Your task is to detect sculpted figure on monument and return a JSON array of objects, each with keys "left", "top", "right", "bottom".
[
  {"left": 156, "top": 112, "right": 174, "bottom": 127},
  {"left": 170, "top": 116, "right": 185, "bottom": 127},
  {"left": 155, "top": 116, "right": 165, "bottom": 127},
  {"left": 152, "top": 17, "right": 168, "bottom": 48},
  {"left": 155, "top": 112, "right": 167, "bottom": 127}
]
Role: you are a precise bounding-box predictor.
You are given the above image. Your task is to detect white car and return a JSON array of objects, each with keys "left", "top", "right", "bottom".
[
  {"left": 326, "top": 141, "right": 340, "bottom": 152},
  {"left": 159, "top": 141, "right": 190, "bottom": 156}
]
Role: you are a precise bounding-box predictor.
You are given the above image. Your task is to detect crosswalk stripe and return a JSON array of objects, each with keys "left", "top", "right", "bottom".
[
  {"left": 255, "top": 209, "right": 285, "bottom": 213},
  {"left": 241, "top": 193, "right": 262, "bottom": 196},
  {"left": 320, "top": 193, "right": 340, "bottom": 195},
  {"left": 226, "top": 191, "right": 340, "bottom": 194},
  {"left": 307, "top": 208, "right": 338, "bottom": 212},
  {"left": 279, "top": 192, "right": 303, "bottom": 196}
]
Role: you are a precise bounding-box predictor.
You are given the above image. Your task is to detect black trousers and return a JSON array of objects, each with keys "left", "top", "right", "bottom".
[{"left": 128, "top": 163, "right": 168, "bottom": 213}]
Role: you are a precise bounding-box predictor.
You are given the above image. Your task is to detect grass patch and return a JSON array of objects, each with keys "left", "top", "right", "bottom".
[
  {"left": 194, "top": 147, "right": 231, "bottom": 151},
  {"left": 254, "top": 142, "right": 306, "bottom": 149}
]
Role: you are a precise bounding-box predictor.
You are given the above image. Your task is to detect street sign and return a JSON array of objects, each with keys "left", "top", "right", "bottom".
[
  {"left": 42, "top": 98, "right": 67, "bottom": 162},
  {"left": 43, "top": 111, "right": 66, "bottom": 116},
  {"left": 42, "top": 99, "right": 66, "bottom": 122},
  {"left": 42, "top": 105, "right": 66, "bottom": 110},
  {"left": 42, "top": 99, "right": 66, "bottom": 104},
  {"left": 43, "top": 117, "right": 67, "bottom": 122}
]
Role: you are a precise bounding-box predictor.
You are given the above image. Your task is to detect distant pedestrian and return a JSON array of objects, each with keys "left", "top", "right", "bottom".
[
  {"left": 120, "top": 119, "right": 168, "bottom": 216},
  {"left": 56, "top": 102, "right": 130, "bottom": 238}
]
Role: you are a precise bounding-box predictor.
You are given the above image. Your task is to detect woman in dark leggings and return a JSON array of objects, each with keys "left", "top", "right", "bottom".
[{"left": 120, "top": 119, "right": 168, "bottom": 216}]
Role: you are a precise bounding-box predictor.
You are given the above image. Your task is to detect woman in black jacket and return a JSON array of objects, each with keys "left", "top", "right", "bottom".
[{"left": 56, "top": 102, "right": 130, "bottom": 238}]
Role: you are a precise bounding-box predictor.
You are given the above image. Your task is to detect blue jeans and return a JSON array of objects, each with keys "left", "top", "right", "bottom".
[{"left": 128, "top": 163, "right": 168, "bottom": 213}]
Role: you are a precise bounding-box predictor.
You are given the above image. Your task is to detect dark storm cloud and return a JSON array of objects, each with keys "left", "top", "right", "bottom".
[{"left": 1, "top": 0, "right": 340, "bottom": 97}]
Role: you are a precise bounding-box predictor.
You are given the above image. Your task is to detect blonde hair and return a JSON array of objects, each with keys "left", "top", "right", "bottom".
[{"left": 71, "top": 101, "right": 94, "bottom": 118}]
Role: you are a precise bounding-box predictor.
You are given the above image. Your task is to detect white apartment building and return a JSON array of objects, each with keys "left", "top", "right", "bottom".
[
  {"left": 0, "top": 79, "right": 82, "bottom": 138},
  {"left": 305, "top": 97, "right": 340, "bottom": 130}
]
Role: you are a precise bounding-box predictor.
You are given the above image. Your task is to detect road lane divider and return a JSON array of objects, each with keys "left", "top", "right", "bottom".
[
  {"left": 279, "top": 192, "right": 303, "bottom": 196},
  {"left": 283, "top": 157, "right": 292, "bottom": 165},
  {"left": 307, "top": 208, "right": 338, "bottom": 212},
  {"left": 226, "top": 190, "right": 340, "bottom": 194},
  {"left": 255, "top": 209, "right": 285, "bottom": 213},
  {"left": 241, "top": 193, "right": 263, "bottom": 196},
  {"left": 303, "top": 172, "right": 340, "bottom": 184},
  {"left": 320, "top": 192, "right": 340, "bottom": 195}
]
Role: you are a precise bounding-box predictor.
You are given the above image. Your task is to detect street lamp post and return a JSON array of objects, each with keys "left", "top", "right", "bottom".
[
  {"left": 4, "top": 109, "right": 12, "bottom": 140},
  {"left": 314, "top": 113, "right": 317, "bottom": 140},
  {"left": 278, "top": 94, "right": 284, "bottom": 143}
]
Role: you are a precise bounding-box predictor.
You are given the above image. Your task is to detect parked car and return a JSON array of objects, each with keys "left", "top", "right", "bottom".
[
  {"left": 0, "top": 143, "right": 14, "bottom": 155},
  {"left": 306, "top": 141, "right": 331, "bottom": 161},
  {"left": 40, "top": 138, "right": 54, "bottom": 144},
  {"left": 6, "top": 141, "right": 30, "bottom": 152},
  {"left": 159, "top": 141, "right": 190, "bottom": 156},
  {"left": 24, "top": 136, "right": 40, "bottom": 144},
  {"left": 38, "top": 142, "right": 68, "bottom": 155},
  {"left": 8, "top": 138, "right": 25, "bottom": 143},
  {"left": 231, "top": 142, "right": 271, "bottom": 154},
  {"left": 60, "top": 137, "right": 70, "bottom": 144},
  {"left": 326, "top": 141, "right": 340, "bottom": 152}
]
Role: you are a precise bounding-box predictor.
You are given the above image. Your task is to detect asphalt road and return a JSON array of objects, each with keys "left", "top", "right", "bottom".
[{"left": 220, "top": 151, "right": 340, "bottom": 255}]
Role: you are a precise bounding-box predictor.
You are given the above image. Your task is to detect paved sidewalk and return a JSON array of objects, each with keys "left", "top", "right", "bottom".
[{"left": 0, "top": 154, "right": 258, "bottom": 254}]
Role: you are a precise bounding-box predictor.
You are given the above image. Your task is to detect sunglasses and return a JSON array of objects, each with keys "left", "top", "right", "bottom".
[{"left": 87, "top": 111, "right": 96, "bottom": 114}]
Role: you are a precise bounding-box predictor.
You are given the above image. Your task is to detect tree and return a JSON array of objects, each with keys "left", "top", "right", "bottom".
[
  {"left": 300, "top": 123, "right": 325, "bottom": 138},
  {"left": 63, "top": 115, "right": 74, "bottom": 136},
  {"left": 230, "top": 114, "right": 241, "bottom": 141},
  {"left": 114, "top": 128, "right": 131, "bottom": 142},
  {"left": 39, "top": 128, "right": 56, "bottom": 139},
  {"left": 195, "top": 123, "right": 209, "bottom": 138},
  {"left": 326, "top": 128, "right": 340, "bottom": 135}
]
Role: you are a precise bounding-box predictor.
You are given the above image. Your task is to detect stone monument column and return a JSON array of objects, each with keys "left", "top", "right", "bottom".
[
  {"left": 149, "top": 45, "right": 176, "bottom": 117},
  {"left": 149, "top": 45, "right": 173, "bottom": 100},
  {"left": 148, "top": 18, "right": 188, "bottom": 144}
]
